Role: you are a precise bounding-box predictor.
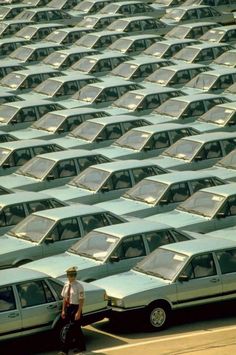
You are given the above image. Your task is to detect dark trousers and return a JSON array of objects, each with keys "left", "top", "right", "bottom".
[{"left": 61, "top": 304, "right": 86, "bottom": 354}]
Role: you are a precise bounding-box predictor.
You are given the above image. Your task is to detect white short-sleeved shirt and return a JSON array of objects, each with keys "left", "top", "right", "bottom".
[{"left": 61, "top": 280, "right": 85, "bottom": 305}]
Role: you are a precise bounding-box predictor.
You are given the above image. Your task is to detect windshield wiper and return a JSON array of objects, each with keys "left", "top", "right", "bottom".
[
  {"left": 70, "top": 181, "right": 93, "bottom": 190},
  {"left": 144, "top": 270, "right": 167, "bottom": 279}
]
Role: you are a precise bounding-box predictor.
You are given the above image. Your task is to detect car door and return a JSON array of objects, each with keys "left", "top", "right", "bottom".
[
  {"left": 16, "top": 280, "right": 60, "bottom": 331},
  {"left": 176, "top": 253, "right": 222, "bottom": 307},
  {"left": 0, "top": 285, "right": 22, "bottom": 337},
  {"left": 216, "top": 248, "right": 236, "bottom": 301},
  {"left": 141, "top": 131, "right": 170, "bottom": 159},
  {"left": 41, "top": 217, "right": 82, "bottom": 257},
  {"left": 191, "top": 141, "right": 223, "bottom": 170},
  {"left": 41, "top": 159, "right": 77, "bottom": 190},
  {"left": 106, "top": 234, "right": 146, "bottom": 276}
]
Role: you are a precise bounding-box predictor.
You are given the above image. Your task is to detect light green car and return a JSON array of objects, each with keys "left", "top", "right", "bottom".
[
  {"left": 165, "top": 22, "right": 219, "bottom": 40},
  {"left": 211, "top": 49, "right": 236, "bottom": 69},
  {"left": 200, "top": 25, "right": 236, "bottom": 45},
  {"left": 92, "top": 237, "right": 236, "bottom": 330},
  {"left": 203, "top": 149, "right": 236, "bottom": 183},
  {"left": 0, "top": 267, "right": 109, "bottom": 340},
  {"left": 22, "top": 220, "right": 194, "bottom": 281}
]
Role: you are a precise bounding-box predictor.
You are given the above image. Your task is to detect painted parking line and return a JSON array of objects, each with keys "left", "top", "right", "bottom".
[{"left": 92, "top": 324, "right": 236, "bottom": 353}]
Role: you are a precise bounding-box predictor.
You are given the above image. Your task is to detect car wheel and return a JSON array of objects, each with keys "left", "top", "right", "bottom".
[{"left": 146, "top": 302, "right": 170, "bottom": 331}]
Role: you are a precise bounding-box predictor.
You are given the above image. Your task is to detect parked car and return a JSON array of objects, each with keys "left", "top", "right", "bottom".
[
  {"left": 0, "top": 61, "right": 25, "bottom": 80},
  {"left": 0, "top": 139, "right": 63, "bottom": 175},
  {"left": 200, "top": 25, "right": 236, "bottom": 45},
  {"left": 22, "top": 220, "right": 195, "bottom": 280},
  {"left": 11, "top": 107, "right": 110, "bottom": 140},
  {"left": 92, "top": 237, "right": 236, "bottom": 330},
  {"left": 15, "top": 7, "right": 76, "bottom": 26},
  {"left": 75, "top": 30, "right": 125, "bottom": 50},
  {"left": 212, "top": 49, "right": 236, "bottom": 69},
  {"left": 14, "top": 23, "right": 64, "bottom": 41},
  {"left": 0, "top": 191, "right": 66, "bottom": 236},
  {"left": 94, "top": 123, "right": 198, "bottom": 160},
  {"left": 146, "top": 183, "right": 236, "bottom": 233},
  {"left": 68, "top": 0, "right": 115, "bottom": 20},
  {"left": 147, "top": 132, "right": 236, "bottom": 171},
  {"left": 0, "top": 100, "right": 64, "bottom": 131},
  {"left": 165, "top": 22, "right": 220, "bottom": 40},
  {"left": 52, "top": 115, "right": 151, "bottom": 149},
  {"left": 0, "top": 149, "right": 112, "bottom": 191},
  {"left": 96, "top": 170, "right": 225, "bottom": 218},
  {"left": 0, "top": 38, "right": 29, "bottom": 58},
  {"left": 204, "top": 149, "right": 236, "bottom": 182},
  {"left": 0, "top": 4, "right": 33, "bottom": 21},
  {"left": 40, "top": 160, "right": 168, "bottom": 204},
  {"left": 78, "top": 13, "right": 123, "bottom": 30},
  {"left": 0, "top": 20, "right": 33, "bottom": 38},
  {"left": 0, "top": 267, "right": 109, "bottom": 340},
  {"left": 44, "top": 26, "right": 93, "bottom": 45},
  {"left": 0, "top": 131, "right": 18, "bottom": 143},
  {"left": 0, "top": 91, "right": 22, "bottom": 104},
  {"left": 99, "top": 1, "right": 166, "bottom": 18},
  {"left": 184, "top": 0, "right": 236, "bottom": 13},
  {"left": 0, "top": 204, "right": 126, "bottom": 268},
  {"left": 47, "top": 0, "right": 80, "bottom": 9},
  {"left": 108, "top": 34, "right": 162, "bottom": 55}
]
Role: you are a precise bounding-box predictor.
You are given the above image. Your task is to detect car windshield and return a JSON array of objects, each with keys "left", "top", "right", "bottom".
[
  {"left": 0, "top": 7, "right": 9, "bottom": 19},
  {"left": 162, "top": 139, "right": 201, "bottom": 160},
  {"left": 69, "top": 121, "right": 102, "bottom": 140},
  {"left": 79, "top": 16, "right": 97, "bottom": 28},
  {"left": 16, "top": 10, "right": 34, "bottom": 21},
  {"left": 144, "top": 43, "right": 168, "bottom": 57},
  {"left": 0, "top": 105, "right": 18, "bottom": 124},
  {"left": 74, "top": 57, "right": 97, "bottom": 72},
  {"left": 73, "top": 85, "right": 101, "bottom": 102},
  {"left": 0, "top": 23, "right": 7, "bottom": 35},
  {"left": 109, "top": 38, "right": 130, "bottom": 52},
  {"left": 201, "top": 30, "right": 224, "bottom": 43},
  {"left": 214, "top": 52, "right": 236, "bottom": 67},
  {"left": 165, "top": 26, "right": 188, "bottom": 39},
  {"left": 147, "top": 68, "right": 173, "bottom": 85},
  {"left": 43, "top": 52, "right": 67, "bottom": 67},
  {"left": 133, "top": 248, "right": 187, "bottom": 281},
  {"left": 76, "top": 34, "right": 97, "bottom": 48},
  {"left": 9, "top": 46, "right": 32, "bottom": 61},
  {"left": 46, "top": 30, "right": 66, "bottom": 43},
  {"left": 174, "top": 47, "right": 199, "bottom": 62},
  {"left": 163, "top": 8, "right": 184, "bottom": 20},
  {"left": 113, "top": 92, "right": 144, "bottom": 110},
  {"left": 100, "top": 4, "right": 118, "bottom": 14},
  {"left": 216, "top": 150, "right": 236, "bottom": 169},
  {"left": 69, "top": 166, "right": 110, "bottom": 191},
  {"left": 32, "top": 113, "right": 65, "bottom": 132},
  {"left": 15, "top": 26, "right": 36, "bottom": 39},
  {"left": 111, "top": 63, "right": 138, "bottom": 79},
  {"left": 124, "top": 180, "right": 168, "bottom": 205},
  {"left": 198, "top": 106, "right": 235, "bottom": 125},
  {"left": 107, "top": 19, "right": 127, "bottom": 32},
  {"left": 74, "top": 0, "right": 94, "bottom": 12},
  {"left": 114, "top": 129, "right": 151, "bottom": 150},
  {"left": 177, "top": 190, "right": 225, "bottom": 218},
  {"left": 8, "top": 215, "right": 55, "bottom": 243},
  {"left": 186, "top": 73, "right": 216, "bottom": 89},
  {"left": 155, "top": 99, "right": 187, "bottom": 117},
  {"left": 0, "top": 73, "right": 25, "bottom": 89},
  {"left": 0, "top": 148, "right": 10, "bottom": 165},
  {"left": 34, "top": 79, "right": 61, "bottom": 96},
  {"left": 68, "top": 231, "right": 119, "bottom": 261},
  {"left": 16, "top": 156, "right": 55, "bottom": 179}
]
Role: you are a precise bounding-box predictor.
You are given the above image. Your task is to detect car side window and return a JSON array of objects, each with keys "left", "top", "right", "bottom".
[
  {"left": 169, "top": 128, "right": 192, "bottom": 143},
  {"left": 103, "top": 124, "right": 122, "bottom": 140},
  {"left": 146, "top": 230, "right": 175, "bottom": 253},
  {"left": 165, "top": 182, "right": 190, "bottom": 203},
  {"left": 106, "top": 213, "right": 124, "bottom": 225},
  {"left": 184, "top": 101, "right": 205, "bottom": 117},
  {"left": 197, "top": 141, "right": 222, "bottom": 160},
  {"left": 52, "top": 159, "right": 77, "bottom": 178},
  {"left": 106, "top": 170, "right": 132, "bottom": 190},
  {"left": 221, "top": 196, "right": 236, "bottom": 216},
  {"left": 217, "top": 248, "right": 236, "bottom": 274},
  {"left": 6, "top": 148, "right": 31, "bottom": 167},
  {"left": 151, "top": 132, "right": 170, "bottom": 149},
  {"left": 26, "top": 200, "right": 54, "bottom": 214},
  {"left": 114, "top": 235, "right": 145, "bottom": 259},
  {"left": 184, "top": 253, "right": 216, "bottom": 279},
  {"left": 47, "top": 279, "right": 63, "bottom": 300},
  {"left": 198, "top": 7, "right": 212, "bottom": 18},
  {"left": 0, "top": 286, "right": 16, "bottom": 312},
  {"left": 49, "top": 218, "right": 81, "bottom": 241},
  {"left": 221, "top": 139, "right": 236, "bottom": 155},
  {"left": 81, "top": 213, "right": 108, "bottom": 234},
  {"left": 132, "top": 166, "right": 161, "bottom": 183},
  {"left": 3, "top": 204, "right": 26, "bottom": 226},
  {"left": 195, "top": 48, "right": 213, "bottom": 62},
  {"left": 21, "top": 108, "right": 37, "bottom": 122},
  {"left": 17, "top": 280, "right": 54, "bottom": 308},
  {"left": 170, "top": 229, "right": 190, "bottom": 242},
  {"left": 32, "top": 145, "right": 59, "bottom": 155},
  {"left": 191, "top": 178, "right": 215, "bottom": 193}
]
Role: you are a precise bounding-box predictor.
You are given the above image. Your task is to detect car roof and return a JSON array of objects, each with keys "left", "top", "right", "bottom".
[
  {"left": 182, "top": 43, "right": 231, "bottom": 49},
  {"left": 93, "top": 220, "right": 173, "bottom": 238},
  {"left": 33, "top": 203, "right": 108, "bottom": 220},
  {"left": 116, "top": 34, "right": 161, "bottom": 41},
  {"left": 200, "top": 182, "right": 236, "bottom": 196},
  {"left": 206, "top": 25, "right": 236, "bottom": 32},
  {"left": 2, "top": 99, "right": 59, "bottom": 108},
  {"left": 0, "top": 191, "right": 57, "bottom": 207},
  {"left": 8, "top": 67, "right": 59, "bottom": 75},
  {"left": 156, "top": 39, "right": 198, "bottom": 45},
  {"left": 85, "top": 77, "right": 135, "bottom": 88},
  {"left": 210, "top": 101, "right": 236, "bottom": 110},
  {"left": 85, "top": 13, "right": 122, "bottom": 19},
  {"left": 161, "top": 237, "right": 236, "bottom": 257},
  {"left": 83, "top": 30, "right": 124, "bottom": 37},
  {"left": 182, "top": 131, "right": 236, "bottom": 143},
  {"left": 145, "top": 169, "right": 224, "bottom": 184},
  {"left": 157, "top": 63, "right": 208, "bottom": 71},
  {"left": 0, "top": 139, "right": 58, "bottom": 150},
  {"left": 123, "top": 57, "right": 171, "bottom": 65},
  {"left": 126, "top": 86, "right": 179, "bottom": 95},
  {"left": 174, "top": 22, "right": 219, "bottom": 29},
  {"left": 88, "top": 159, "right": 160, "bottom": 172},
  {"left": 36, "top": 149, "right": 104, "bottom": 161},
  {"left": 82, "top": 52, "right": 128, "bottom": 60},
  {"left": 85, "top": 114, "right": 149, "bottom": 125},
  {"left": 113, "top": 15, "right": 158, "bottom": 22},
  {"left": 43, "top": 72, "right": 94, "bottom": 82},
  {"left": 0, "top": 268, "right": 50, "bottom": 287},
  {"left": 25, "top": 23, "right": 64, "bottom": 29},
  {"left": 169, "top": 5, "right": 216, "bottom": 10},
  {"left": 129, "top": 122, "right": 193, "bottom": 133},
  {"left": 195, "top": 68, "right": 236, "bottom": 76},
  {"left": 45, "top": 107, "right": 109, "bottom": 117},
  {"left": 20, "top": 42, "right": 63, "bottom": 49},
  {"left": 168, "top": 93, "right": 225, "bottom": 102}
]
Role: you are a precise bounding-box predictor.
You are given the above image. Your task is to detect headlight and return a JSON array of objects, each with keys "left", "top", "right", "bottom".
[{"left": 109, "top": 297, "right": 124, "bottom": 307}]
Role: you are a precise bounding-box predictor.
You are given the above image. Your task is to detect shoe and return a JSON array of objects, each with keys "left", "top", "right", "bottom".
[{"left": 58, "top": 352, "right": 67, "bottom": 355}]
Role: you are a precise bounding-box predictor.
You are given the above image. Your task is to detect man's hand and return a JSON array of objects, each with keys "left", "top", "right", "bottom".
[
  {"left": 75, "top": 312, "right": 81, "bottom": 321},
  {"left": 61, "top": 310, "right": 66, "bottom": 319}
]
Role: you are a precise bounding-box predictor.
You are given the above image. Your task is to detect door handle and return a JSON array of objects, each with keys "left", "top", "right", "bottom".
[
  {"left": 47, "top": 304, "right": 57, "bottom": 309},
  {"left": 210, "top": 278, "right": 220, "bottom": 283},
  {"left": 8, "top": 312, "right": 19, "bottom": 318}
]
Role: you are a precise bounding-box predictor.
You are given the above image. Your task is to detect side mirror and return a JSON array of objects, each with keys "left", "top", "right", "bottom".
[
  {"left": 57, "top": 127, "right": 64, "bottom": 133},
  {"left": 159, "top": 199, "right": 168, "bottom": 205},
  {"left": 178, "top": 274, "right": 189, "bottom": 282},
  {"left": 47, "top": 174, "right": 55, "bottom": 181},
  {"left": 194, "top": 155, "right": 203, "bottom": 161},
  {"left": 110, "top": 255, "right": 120, "bottom": 263},
  {"left": 2, "top": 162, "right": 10, "bottom": 169},
  {"left": 44, "top": 237, "right": 54, "bottom": 244},
  {"left": 11, "top": 119, "right": 18, "bottom": 125},
  {"left": 216, "top": 212, "right": 225, "bottom": 219},
  {"left": 143, "top": 145, "right": 151, "bottom": 151},
  {"left": 101, "top": 185, "right": 109, "bottom": 192},
  {"left": 228, "top": 120, "right": 235, "bottom": 126}
]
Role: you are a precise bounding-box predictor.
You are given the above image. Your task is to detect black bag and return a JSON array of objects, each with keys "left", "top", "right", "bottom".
[{"left": 60, "top": 321, "right": 77, "bottom": 346}]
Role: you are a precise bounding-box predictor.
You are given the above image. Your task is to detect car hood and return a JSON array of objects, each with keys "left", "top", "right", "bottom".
[
  {"left": 94, "top": 146, "right": 135, "bottom": 159},
  {"left": 146, "top": 209, "right": 205, "bottom": 228},
  {"left": 23, "top": 252, "right": 99, "bottom": 278},
  {"left": 189, "top": 121, "right": 219, "bottom": 133},
  {"left": 49, "top": 136, "right": 87, "bottom": 149},
  {"left": 203, "top": 166, "right": 236, "bottom": 181},
  {"left": 12, "top": 128, "right": 50, "bottom": 140},
  {"left": 96, "top": 197, "right": 147, "bottom": 215},
  {"left": 93, "top": 270, "right": 168, "bottom": 298},
  {"left": 0, "top": 234, "right": 34, "bottom": 255},
  {"left": 41, "top": 185, "right": 90, "bottom": 201},
  {"left": 59, "top": 98, "right": 88, "bottom": 109},
  {"left": 147, "top": 113, "right": 175, "bottom": 125},
  {"left": 181, "top": 87, "right": 204, "bottom": 95},
  {"left": 0, "top": 174, "right": 35, "bottom": 189},
  {"left": 104, "top": 107, "right": 131, "bottom": 116}
]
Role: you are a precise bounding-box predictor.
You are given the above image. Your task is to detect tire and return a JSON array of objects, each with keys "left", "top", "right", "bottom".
[{"left": 145, "top": 302, "right": 170, "bottom": 331}]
